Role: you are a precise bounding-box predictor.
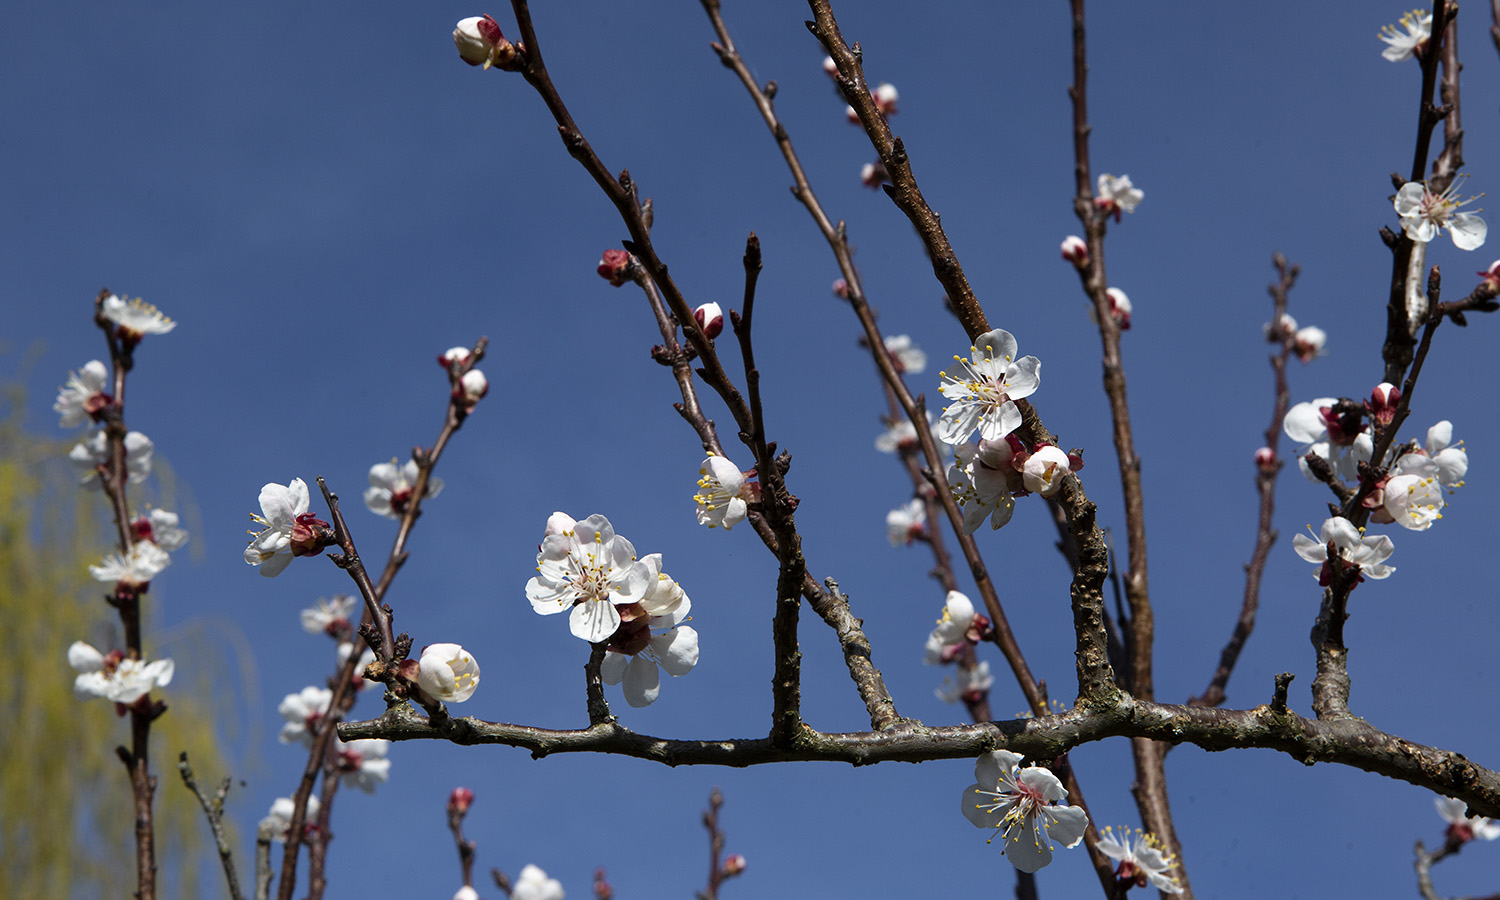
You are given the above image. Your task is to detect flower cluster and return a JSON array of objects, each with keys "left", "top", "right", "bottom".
[
  {"left": 1285, "top": 397, "right": 1372, "bottom": 483},
  {"left": 961, "top": 749, "right": 1089, "bottom": 872},
  {"left": 947, "top": 435, "right": 1081, "bottom": 534},
  {"left": 526, "top": 513, "right": 697, "bottom": 706},
  {"left": 1265, "top": 313, "right": 1327, "bottom": 362},
  {"left": 510, "top": 864, "right": 565, "bottom": 900},
  {"left": 278, "top": 685, "right": 333, "bottom": 745},
  {"left": 67, "top": 429, "right": 154, "bottom": 489}
]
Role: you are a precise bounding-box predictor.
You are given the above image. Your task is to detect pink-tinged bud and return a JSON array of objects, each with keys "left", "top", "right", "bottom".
[
  {"left": 1481, "top": 260, "right": 1500, "bottom": 284},
  {"left": 831, "top": 278, "right": 850, "bottom": 299},
  {"left": 821, "top": 56, "right": 838, "bottom": 78},
  {"left": 694, "top": 302, "right": 724, "bottom": 339},
  {"left": 1105, "top": 287, "right": 1132, "bottom": 331},
  {"left": 860, "top": 161, "right": 889, "bottom": 188},
  {"left": 966, "top": 613, "right": 992, "bottom": 643},
  {"left": 454, "top": 15, "right": 515, "bottom": 69},
  {"left": 1060, "top": 235, "right": 1088, "bottom": 268},
  {"left": 597, "top": 248, "right": 633, "bottom": 286},
  {"left": 1254, "top": 446, "right": 1276, "bottom": 472},
  {"left": 458, "top": 369, "right": 488, "bottom": 409},
  {"left": 439, "top": 347, "right": 472, "bottom": 371},
  {"left": 448, "top": 787, "right": 475, "bottom": 815},
  {"left": 872, "top": 83, "right": 899, "bottom": 115},
  {"left": 844, "top": 104, "right": 860, "bottom": 124},
  {"left": 1067, "top": 448, "right": 1086, "bottom": 473},
  {"left": 1367, "top": 382, "right": 1400, "bottom": 426},
  {"left": 722, "top": 854, "right": 747, "bottom": 877}
]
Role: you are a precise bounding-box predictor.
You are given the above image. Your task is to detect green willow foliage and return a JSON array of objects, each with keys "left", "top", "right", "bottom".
[{"left": 0, "top": 402, "right": 230, "bottom": 899}]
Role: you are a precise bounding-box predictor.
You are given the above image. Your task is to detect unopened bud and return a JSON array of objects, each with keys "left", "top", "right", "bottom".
[
  {"left": 1292, "top": 326, "right": 1326, "bottom": 363},
  {"left": 289, "top": 514, "right": 333, "bottom": 558},
  {"left": 1105, "top": 287, "right": 1132, "bottom": 331},
  {"left": 448, "top": 786, "right": 475, "bottom": 815},
  {"left": 1067, "top": 448, "right": 1086, "bottom": 472},
  {"left": 597, "top": 248, "right": 633, "bottom": 286},
  {"left": 453, "top": 15, "right": 514, "bottom": 69},
  {"left": 1022, "top": 444, "right": 1072, "bottom": 498},
  {"left": 438, "top": 346, "right": 472, "bottom": 369},
  {"left": 593, "top": 867, "right": 614, "bottom": 900},
  {"left": 872, "top": 83, "right": 899, "bottom": 115},
  {"left": 831, "top": 278, "right": 850, "bottom": 299},
  {"left": 821, "top": 56, "right": 838, "bottom": 78},
  {"left": 722, "top": 854, "right": 747, "bottom": 877},
  {"left": 1060, "top": 235, "right": 1088, "bottom": 268},
  {"left": 1254, "top": 446, "right": 1276, "bottom": 472},
  {"left": 694, "top": 302, "right": 724, "bottom": 339},
  {"left": 1480, "top": 260, "right": 1500, "bottom": 285},
  {"left": 1367, "top": 382, "right": 1400, "bottom": 426},
  {"left": 458, "top": 369, "right": 488, "bottom": 409}
]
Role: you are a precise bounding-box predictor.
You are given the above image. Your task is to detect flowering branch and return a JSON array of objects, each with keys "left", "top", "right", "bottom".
[
  {"left": 177, "top": 752, "right": 247, "bottom": 900},
  {"left": 275, "top": 341, "right": 484, "bottom": 900},
  {"left": 1190, "top": 256, "right": 1299, "bottom": 709},
  {"left": 510, "top": 0, "right": 897, "bottom": 730}
]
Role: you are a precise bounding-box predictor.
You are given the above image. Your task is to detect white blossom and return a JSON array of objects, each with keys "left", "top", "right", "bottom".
[
  {"left": 1095, "top": 173, "right": 1143, "bottom": 216},
  {"left": 961, "top": 749, "right": 1089, "bottom": 872},
  {"left": 338, "top": 641, "right": 380, "bottom": 692},
  {"left": 936, "top": 329, "right": 1041, "bottom": 445},
  {"left": 1097, "top": 826, "right": 1184, "bottom": 894},
  {"left": 244, "top": 478, "right": 317, "bottom": 577},
  {"left": 278, "top": 685, "right": 333, "bottom": 745},
  {"left": 262, "top": 795, "right": 320, "bottom": 843},
  {"left": 886, "top": 498, "right": 926, "bottom": 546},
  {"left": 132, "top": 508, "right": 188, "bottom": 551},
  {"left": 936, "top": 660, "right": 993, "bottom": 704},
  {"left": 102, "top": 295, "right": 176, "bottom": 340},
  {"left": 694, "top": 455, "right": 755, "bottom": 530},
  {"left": 334, "top": 738, "right": 391, "bottom": 793},
  {"left": 363, "top": 458, "right": 444, "bottom": 519},
  {"left": 68, "top": 641, "right": 174, "bottom": 704},
  {"left": 54, "top": 360, "right": 109, "bottom": 427},
  {"left": 526, "top": 513, "right": 650, "bottom": 640},
  {"left": 89, "top": 541, "right": 171, "bottom": 589},
  {"left": 303, "top": 596, "right": 359, "bottom": 635},
  {"left": 417, "top": 643, "right": 481, "bottom": 702},
  {"left": 1395, "top": 179, "right": 1487, "bottom": 250},
  {"left": 1379, "top": 10, "right": 1432, "bottom": 62},
  {"left": 68, "top": 430, "right": 153, "bottom": 488},
  {"left": 925, "top": 591, "right": 976, "bottom": 664},
  {"left": 599, "top": 554, "right": 698, "bottom": 707},
  {"left": 1284, "top": 398, "right": 1372, "bottom": 483},
  {"left": 948, "top": 440, "right": 1017, "bottom": 534},
  {"left": 1435, "top": 795, "right": 1500, "bottom": 841},
  {"left": 1292, "top": 517, "right": 1395, "bottom": 583},
  {"left": 883, "top": 334, "right": 927, "bottom": 374},
  {"left": 875, "top": 411, "right": 943, "bottom": 454}
]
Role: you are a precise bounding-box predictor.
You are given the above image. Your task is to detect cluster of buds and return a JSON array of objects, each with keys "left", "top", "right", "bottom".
[
  {"left": 453, "top": 15, "right": 517, "bottom": 69},
  {"left": 439, "top": 346, "right": 488, "bottom": 413},
  {"left": 1265, "top": 314, "right": 1327, "bottom": 362},
  {"left": 596, "top": 248, "right": 635, "bottom": 286}
]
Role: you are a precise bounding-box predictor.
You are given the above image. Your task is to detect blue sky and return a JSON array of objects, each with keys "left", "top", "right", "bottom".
[{"left": 5, "top": 1, "right": 1500, "bottom": 897}]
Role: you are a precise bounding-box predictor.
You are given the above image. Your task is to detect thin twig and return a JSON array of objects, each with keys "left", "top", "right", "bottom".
[
  {"left": 177, "top": 753, "right": 246, "bottom": 900},
  {"left": 1190, "top": 256, "right": 1299, "bottom": 709}
]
